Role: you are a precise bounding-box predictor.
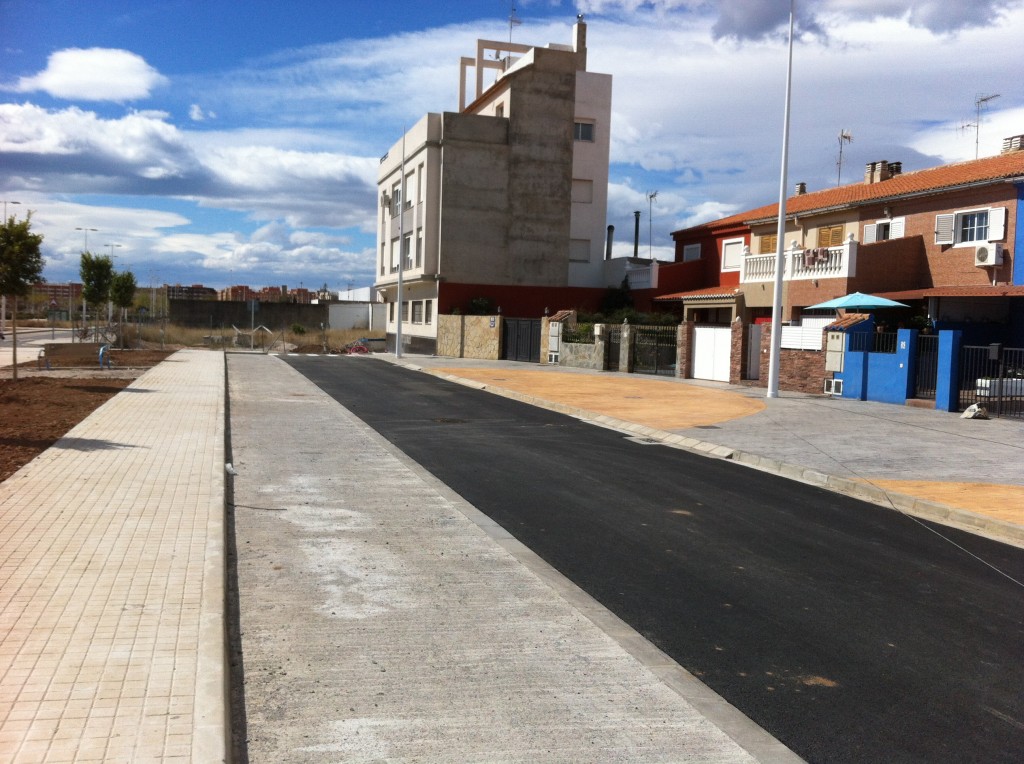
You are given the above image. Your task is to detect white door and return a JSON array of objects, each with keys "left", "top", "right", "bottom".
[{"left": 692, "top": 325, "right": 732, "bottom": 382}]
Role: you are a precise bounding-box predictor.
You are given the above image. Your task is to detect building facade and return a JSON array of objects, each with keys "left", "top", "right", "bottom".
[{"left": 374, "top": 19, "right": 612, "bottom": 353}]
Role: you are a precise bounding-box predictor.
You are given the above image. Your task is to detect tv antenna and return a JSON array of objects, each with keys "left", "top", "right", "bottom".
[
  {"left": 508, "top": 2, "right": 521, "bottom": 43},
  {"left": 836, "top": 129, "right": 853, "bottom": 185},
  {"left": 960, "top": 93, "right": 1000, "bottom": 159}
]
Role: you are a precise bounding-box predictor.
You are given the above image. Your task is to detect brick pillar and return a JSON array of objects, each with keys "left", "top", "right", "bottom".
[{"left": 677, "top": 321, "right": 695, "bottom": 378}]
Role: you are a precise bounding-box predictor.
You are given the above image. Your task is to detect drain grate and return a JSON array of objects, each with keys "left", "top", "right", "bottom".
[{"left": 624, "top": 436, "right": 662, "bottom": 445}]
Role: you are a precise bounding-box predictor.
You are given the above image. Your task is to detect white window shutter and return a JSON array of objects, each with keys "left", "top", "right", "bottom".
[
  {"left": 988, "top": 207, "right": 1006, "bottom": 241},
  {"left": 890, "top": 217, "right": 905, "bottom": 239},
  {"left": 863, "top": 224, "right": 877, "bottom": 244},
  {"left": 935, "top": 213, "right": 955, "bottom": 244}
]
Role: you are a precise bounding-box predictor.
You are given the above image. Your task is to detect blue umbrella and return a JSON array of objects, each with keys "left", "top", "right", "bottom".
[{"left": 806, "top": 292, "right": 908, "bottom": 310}]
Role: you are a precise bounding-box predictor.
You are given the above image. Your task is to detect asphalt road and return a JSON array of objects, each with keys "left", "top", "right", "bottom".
[{"left": 284, "top": 355, "right": 1024, "bottom": 763}]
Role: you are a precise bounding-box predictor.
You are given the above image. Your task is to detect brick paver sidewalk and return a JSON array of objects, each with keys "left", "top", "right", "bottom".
[{"left": 0, "top": 350, "right": 226, "bottom": 763}]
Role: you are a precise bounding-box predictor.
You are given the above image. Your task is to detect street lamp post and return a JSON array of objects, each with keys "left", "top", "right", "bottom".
[
  {"left": 766, "top": 0, "right": 796, "bottom": 399},
  {"left": 75, "top": 227, "right": 98, "bottom": 251},
  {"left": 2, "top": 200, "right": 21, "bottom": 218},
  {"left": 106, "top": 244, "right": 122, "bottom": 324}
]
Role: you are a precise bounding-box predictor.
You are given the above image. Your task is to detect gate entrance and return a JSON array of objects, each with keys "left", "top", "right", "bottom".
[{"left": 501, "top": 318, "right": 541, "bottom": 362}]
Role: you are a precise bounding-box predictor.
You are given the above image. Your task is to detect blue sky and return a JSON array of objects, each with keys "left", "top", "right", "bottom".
[{"left": 2, "top": 0, "right": 1023, "bottom": 292}]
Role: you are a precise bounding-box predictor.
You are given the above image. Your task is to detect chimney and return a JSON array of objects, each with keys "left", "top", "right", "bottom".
[
  {"left": 794, "top": 181, "right": 807, "bottom": 195},
  {"left": 1001, "top": 135, "right": 1024, "bottom": 154},
  {"left": 889, "top": 161, "right": 902, "bottom": 176},
  {"left": 864, "top": 160, "right": 895, "bottom": 184}
]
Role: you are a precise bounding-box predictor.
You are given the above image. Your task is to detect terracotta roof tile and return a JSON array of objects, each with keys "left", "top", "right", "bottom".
[
  {"left": 654, "top": 287, "right": 742, "bottom": 301},
  {"left": 680, "top": 150, "right": 1024, "bottom": 232}
]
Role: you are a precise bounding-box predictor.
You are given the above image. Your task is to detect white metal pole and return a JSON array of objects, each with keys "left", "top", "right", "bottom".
[
  {"left": 395, "top": 129, "right": 406, "bottom": 358},
  {"left": 767, "top": 0, "right": 795, "bottom": 399}
]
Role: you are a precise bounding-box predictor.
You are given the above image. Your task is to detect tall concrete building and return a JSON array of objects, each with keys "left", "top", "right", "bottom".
[{"left": 375, "top": 19, "right": 612, "bottom": 353}]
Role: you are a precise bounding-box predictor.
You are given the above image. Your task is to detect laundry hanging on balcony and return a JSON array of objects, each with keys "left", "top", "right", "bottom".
[{"left": 802, "top": 248, "right": 830, "bottom": 267}]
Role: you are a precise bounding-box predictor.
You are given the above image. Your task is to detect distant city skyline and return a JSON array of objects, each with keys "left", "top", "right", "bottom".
[{"left": 2, "top": 0, "right": 1022, "bottom": 291}]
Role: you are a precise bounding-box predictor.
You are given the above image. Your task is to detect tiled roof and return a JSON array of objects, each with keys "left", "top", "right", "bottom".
[
  {"left": 825, "top": 313, "right": 871, "bottom": 330},
  {"left": 654, "top": 287, "right": 742, "bottom": 301},
  {"left": 877, "top": 285, "right": 1024, "bottom": 300},
  {"left": 680, "top": 150, "right": 1024, "bottom": 232}
]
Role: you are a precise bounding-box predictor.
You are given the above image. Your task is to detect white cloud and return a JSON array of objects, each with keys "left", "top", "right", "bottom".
[
  {"left": 13, "top": 48, "right": 168, "bottom": 101},
  {"left": 189, "top": 104, "right": 216, "bottom": 121}
]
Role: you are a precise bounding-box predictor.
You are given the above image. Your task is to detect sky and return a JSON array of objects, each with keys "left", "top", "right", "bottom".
[{"left": 2, "top": 0, "right": 1023, "bottom": 293}]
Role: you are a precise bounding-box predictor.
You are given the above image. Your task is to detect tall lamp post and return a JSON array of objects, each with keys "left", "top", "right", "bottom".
[
  {"left": 76, "top": 226, "right": 98, "bottom": 251},
  {"left": 105, "top": 243, "right": 122, "bottom": 324},
  {"left": 766, "top": 0, "right": 795, "bottom": 400},
  {"left": 2, "top": 200, "right": 20, "bottom": 218}
]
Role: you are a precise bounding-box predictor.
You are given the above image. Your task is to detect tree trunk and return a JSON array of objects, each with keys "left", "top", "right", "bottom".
[{"left": 11, "top": 295, "right": 18, "bottom": 382}]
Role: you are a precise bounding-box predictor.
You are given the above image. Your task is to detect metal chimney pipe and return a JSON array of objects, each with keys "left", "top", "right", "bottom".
[
  {"left": 605, "top": 225, "right": 614, "bottom": 260},
  {"left": 633, "top": 211, "right": 641, "bottom": 257}
]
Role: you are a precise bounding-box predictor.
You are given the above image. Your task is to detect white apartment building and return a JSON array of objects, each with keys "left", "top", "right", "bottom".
[{"left": 375, "top": 19, "right": 612, "bottom": 353}]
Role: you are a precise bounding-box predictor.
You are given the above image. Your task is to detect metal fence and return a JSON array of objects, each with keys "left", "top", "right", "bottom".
[
  {"left": 959, "top": 345, "right": 1024, "bottom": 419},
  {"left": 631, "top": 325, "right": 677, "bottom": 376},
  {"left": 561, "top": 323, "right": 595, "bottom": 344},
  {"left": 914, "top": 334, "right": 938, "bottom": 400},
  {"left": 848, "top": 331, "right": 898, "bottom": 354}
]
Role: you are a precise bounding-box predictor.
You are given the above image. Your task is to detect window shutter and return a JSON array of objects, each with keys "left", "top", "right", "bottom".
[
  {"left": 890, "top": 217, "right": 905, "bottom": 239},
  {"left": 988, "top": 207, "right": 1006, "bottom": 241},
  {"left": 934, "top": 213, "right": 954, "bottom": 244},
  {"left": 863, "top": 224, "right": 877, "bottom": 244}
]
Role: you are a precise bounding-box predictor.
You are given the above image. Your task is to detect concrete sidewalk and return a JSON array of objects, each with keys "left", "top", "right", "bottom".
[{"left": 0, "top": 349, "right": 226, "bottom": 762}]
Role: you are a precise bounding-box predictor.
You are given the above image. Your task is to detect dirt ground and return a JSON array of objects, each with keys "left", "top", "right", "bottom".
[{"left": 0, "top": 349, "right": 176, "bottom": 483}]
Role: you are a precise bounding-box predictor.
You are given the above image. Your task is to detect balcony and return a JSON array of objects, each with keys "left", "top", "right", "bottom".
[{"left": 741, "top": 236, "right": 858, "bottom": 284}]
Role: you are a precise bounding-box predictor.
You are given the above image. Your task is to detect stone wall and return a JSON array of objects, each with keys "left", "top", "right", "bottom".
[{"left": 436, "top": 314, "right": 501, "bottom": 359}]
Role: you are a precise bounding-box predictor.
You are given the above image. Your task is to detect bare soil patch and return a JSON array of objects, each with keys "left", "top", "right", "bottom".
[{"left": 0, "top": 349, "right": 176, "bottom": 482}]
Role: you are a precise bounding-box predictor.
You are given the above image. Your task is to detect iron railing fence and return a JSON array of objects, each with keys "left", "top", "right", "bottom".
[
  {"left": 959, "top": 345, "right": 1024, "bottom": 419},
  {"left": 632, "top": 325, "right": 677, "bottom": 377},
  {"left": 914, "top": 334, "right": 938, "bottom": 400}
]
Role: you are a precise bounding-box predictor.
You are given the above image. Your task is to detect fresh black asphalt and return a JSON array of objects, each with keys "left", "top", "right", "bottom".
[{"left": 284, "top": 355, "right": 1024, "bottom": 763}]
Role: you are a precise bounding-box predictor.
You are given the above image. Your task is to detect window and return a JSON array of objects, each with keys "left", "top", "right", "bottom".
[
  {"left": 721, "top": 238, "right": 744, "bottom": 271},
  {"left": 574, "top": 121, "right": 594, "bottom": 141},
  {"left": 682, "top": 243, "right": 701, "bottom": 262},
  {"left": 391, "top": 182, "right": 401, "bottom": 217},
  {"left": 405, "top": 171, "right": 415, "bottom": 208},
  {"left": 759, "top": 234, "right": 778, "bottom": 254},
  {"left": 495, "top": 104, "right": 504, "bottom": 118},
  {"left": 389, "top": 239, "right": 399, "bottom": 272},
  {"left": 401, "top": 301, "right": 409, "bottom": 321},
  {"left": 817, "top": 224, "right": 845, "bottom": 247},
  {"left": 411, "top": 301, "right": 424, "bottom": 324},
  {"left": 416, "top": 229, "right": 423, "bottom": 268},
  {"left": 388, "top": 301, "right": 394, "bottom": 322},
  {"left": 425, "top": 299, "right": 433, "bottom": 325},
  {"left": 380, "top": 243, "right": 386, "bottom": 275},
  {"left": 403, "top": 234, "right": 412, "bottom": 270},
  {"left": 935, "top": 207, "right": 1005, "bottom": 245},
  {"left": 862, "top": 217, "right": 905, "bottom": 243}
]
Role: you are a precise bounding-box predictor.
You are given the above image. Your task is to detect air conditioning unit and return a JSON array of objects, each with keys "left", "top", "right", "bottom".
[
  {"left": 823, "top": 377, "right": 843, "bottom": 397},
  {"left": 974, "top": 242, "right": 1003, "bottom": 267}
]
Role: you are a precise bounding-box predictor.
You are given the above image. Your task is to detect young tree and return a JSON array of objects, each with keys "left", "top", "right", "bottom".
[
  {"left": 79, "top": 252, "right": 114, "bottom": 333},
  {"left": 110, "top": 270, "right": 137, "bottom": 348},
  {"left": 0, "top": 212, "right": 45, "bottom": 381}
]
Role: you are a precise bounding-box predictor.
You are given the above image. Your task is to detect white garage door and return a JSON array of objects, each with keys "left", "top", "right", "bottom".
[{"left": 692, "top": 325, "right": 732, "bottom": 382}]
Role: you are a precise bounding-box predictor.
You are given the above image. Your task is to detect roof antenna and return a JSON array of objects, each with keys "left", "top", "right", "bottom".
[
  {"left": 967, "top": 93, "right": 1000, "bottom": 159},
  {"left": 508, "top": 1, "right": 521, "bottom": 44},
  {"left": 836, "top": 129, "right": 852, "bottom": 186}
]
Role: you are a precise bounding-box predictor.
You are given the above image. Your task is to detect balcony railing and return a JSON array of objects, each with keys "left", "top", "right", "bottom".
[{"left": 741, "top": 236, "right": 858, "bottom": 283}]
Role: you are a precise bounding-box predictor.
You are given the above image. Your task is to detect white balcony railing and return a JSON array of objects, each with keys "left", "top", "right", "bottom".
[{"left": 741, "top": 236, "right": 858, "bottom": 284}]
